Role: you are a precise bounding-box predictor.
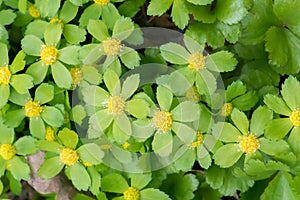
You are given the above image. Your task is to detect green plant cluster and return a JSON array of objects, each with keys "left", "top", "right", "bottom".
[{"left": 0, "top": 0, "right": 300, "bottom": 199}]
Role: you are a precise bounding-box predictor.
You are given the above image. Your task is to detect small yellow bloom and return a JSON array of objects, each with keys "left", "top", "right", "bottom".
[
  {"left": 50, "top": 17, "right": 64, "bottom": 28},
  {"left": 124, "top": 187, "right": 140, "bottom": 200},
  {"left": 122, "top": 142, "right": 130, "bottom": 149},
  {"left": 60, "top": 148, "right": 79, "bottom": 166},
  {"left": 153, "top": 110, "right": 172, "bottom": 131},
  {"left": 102, "top": 38, "right": 122, "bottom": 56},
  {"left": 239, "top": 134, "right": 260, "bottom": 154},
  {"left": 290, "top": 110, "right": 300, "bottom": 127},
  {"left": 100, "top": 144, "right": 113, "bottom": 150},
  {"left": 221, "top": 102, "right": 233, "bottom": 117},
  {"left": 185, "top": 86, "right": 201, "bottom": 102},
  {"left": 28, "top": 5, "right": 40, "bottom": 18},
  {"left": 24, "top": 100, "right": 43, "bottom": 118},
  {"left": 83, "top": 161, "right": 93, "bottom": 167},
  {"left": 70, "top": 68, "right": 83, "bottom": 86},
  {"left": 188, "top": 53, "right": 205, "bottom": 71},
  {"left": 40, "top": 45, "right": 59, "bottom": 65},
  {"left": 0, "top": 144, "right": 16, "bottom": 161},
  {"left": 45, "top": 126, "right": 55, "bottom": 141},
  {"left": 0, "top": 66, "right": 11, "bottom": 85},
  {"left": 107, "top": 96, "right": 125, "bottom": 115},
  {"left": 94, "top": 0, "right": 110, "bottom": 6},
  {"left": 189, "top": 132, "right": 204, "bottom": 148}
]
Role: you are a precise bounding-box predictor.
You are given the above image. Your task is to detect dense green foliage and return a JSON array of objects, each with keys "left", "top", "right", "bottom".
[{"left": 0, "top": 0, "right": 300, "bottom": 199}]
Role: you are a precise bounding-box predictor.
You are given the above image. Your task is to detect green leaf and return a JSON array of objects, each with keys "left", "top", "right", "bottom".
[
  {"left": 213, "top": 144, "right": 243, "bottom": 168},
  {"left": 89, "top": 109, "right": 113, "bottom": 133},
  {"left": 215, "top": 0, "right": 247, "bottom": 25},
  {"left": 44, "top": 23, "right": 62, "bottom": 46},
  {"left": 225, "top": 80, "right": 246, "bottom": 102},
  {"left": 0, "top": 84, "right": 9, "bottom": 109},
  {"left": 131, "top": 173, "right": 152, "bottom": 190},
  {"left": 9, "top": 156, "right": 30, "bottom": 180},
  {"left": 187, "top": 0, "right": 212, "bottom": 5},
  {"left": 51, "top": 61, "right": 72, "bottom": 89},
  {"left": 34, "top": 83, "right": 54, "bottom": 104},
  {"left": 250, "top": 106, "right": 273, "bottom": 137},
  {"left": 115, "top": 113, "right": 132, "bottom": 136},
  {"left": 264, "top": 94, "right": 291, "bottom": 116},
  {"left": 141, "top": 188, "right": 171, "bottom": 200},
  {"left": 157, "top": 85, "right": 173, "bottom": 111},
  {"left": 102, "top": 3, "right": 120, "bottom": 29},
  {"left": 101, "top": 173, "right": 129, "bottom": 193},
  {"left": 36, "top": 140, "right": 63, "bottom": 154},
  {"left": 206, "top": 50, "right": 237, "bottom": 72},
  {"left": 82, "top": 85, "right": 109, "bottom": 106},
  {"left": 0, "top": 9, "right": 16, "bottom": 25},
  {"left": 147, "top": 0, "right": 173, "bottom": 16},
  {"left": 118, "top": 0, "right": 146, "bottom": 17},
  {"left": 171, "top": 0, "right": 189, "bottom": 29},
  {"left": 127, "top": 99, "right": 149, "bottom": 119},
  {"left": 120, "top": 47, "right": 140, "bottom": 69},
  {"left": 172, "top": 122, "right": 196, "bottom": 144},
  {"left": 132, "top": 119, "right": 155, "bottom": 141},
  {"left": 0, "top": 43, "right": 8, "bottom": 66},
  {"left": 281, "top": 76, "right": 300, "bottom": 111},
  {"left": 273, "top": 0, "right": 300, "bottom": 27},
  {"left": 25, "top": 20, "right": 48, "bottom": 39},
  {"left": 37, "top": 0, "right": 60, "bottom": 18},
  {"left": 69, "top": 163, "right": 91, "bottom": 191},
  {"left": 0, "top": 180, "right": 3, "bottom": 195},
  {"left": 260, "top": 172, "right": 296, "bottom": 200},
  {"left": 0, "top": 122, "right": 14, "bottom": 143},
  {"left": 265, "top": 26, "right": 300, "bottom": 74},
  {"left": 21, "top": 35, "right": 43, "bottom": 56},
  {"left": 59, "top": 1, "right": 78, "bottom": 23},
  {"left": 71, "top": 105, "right": 86, "bottom": 125},
  {"left": 41, "top": 106, "right": 64, "bottom": 128},
  {"left": 14, "top": 136, "right": 36, "bottom": 155},
  {"left": 171, "top": 101, "right": 199, "bottom": 122},
  {"left": 212, "top": 122, "right": 241, "bottom": 142},
  {"left": 58, "top": 46, "right": 80, "bottom": 65},
  {"left": 265, "top": 118, "right": 293, "bottom": 140},
  {"left": 111, "top": 145, "right": 132, "bottom": 163},
  {"left": 29, "top": 117, "right": 45, "bottom": 139},
  {"left": 57, "top": 128, "right": 78, "bottom": 149},
  {"left": 79, "top": 4, "right": 102, "bottom": 27},
  {"left": 232, "top": 91, "right": 258, "bottom": 111},
  {"left": 18, "top": 0, "right": 27, "bottom": 13},
  {"left": 38, "top": 156, "right": 64, "bottom": 179},
  {"left": 288, "top": 127, "right": 300, "bottom": 158},
  {"left": 231, "top": 108, "right": 249, "bottom": 135},
  {"left": 10, "top": 74, "right": 33, "bottom": 94},
  {"left": 10, "top": 50, "right": 26, "bottom": 74},
  {"left": 259, "top": 138, "right": 290, "bottom": 156},
  {"left": 112, "top": 17, "right": 134, "bottom": 40},
  {"left": 160, "top": 42, "right": 189, "bottom": 65},
  {"left": 121, "top": 74, "right": 140, "bottom": 99},
  {"left": 26, "top": 61, "right": 48, "bottom": 84},
  {"left": 4, "top": 109, "right": 25, "bottom": 128},
  {"left": 63, "top": 24, "right": 86, "bottom": 44},
  {"left": 77, "top": 143, "right": 104, "bottom": 165},
  {"left": 82, "top": 65, "right": 102, "bottom": 85},
  {"left": 103, "top": 69, "right": 121, "bottom": 95},
  {"left": 196, "top": 69, "right": 217, "bottom": 96},
  {"left": 87, "top": 167, "right": 101, "bottom": 195},
  {"left": 152, "top": 131, "right": 173, "bottom": 157},
  {"left": 87, "top": 19, "right": 109, "bottom": 42}
]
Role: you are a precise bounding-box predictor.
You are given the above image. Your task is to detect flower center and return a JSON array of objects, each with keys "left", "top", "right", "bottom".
[
  {"left": 50, "top": 17, "right": 64, "bottom": 28},
  {"left": 94, "top": 0, "right": 110, "bottom": 6},
  {"left": 0, "top": 66, "right": 11, "bottom": 85},
  {"left": 189, "top": 132, "right": 204, "bottom": 148},
  {"left": 83, "top": 161, "right": 93, "bottom": 167},
  {"left": 290, "top": 110, "right": 300, "bottom": 127},
  {"left": 40, "top": 45, "right": 59, "bottom": 65},
  {"left": 70, "top": 68, "right": 83, "bottom": 86},
  {"left": 102, "top": 38, "right": 122, "bottom": 56},
  {"left": 221, "top": 102, "right": 233, "bottom": 117},
  {"left": 0, "top": 144, "right": 16, "bottom": 161},
  {"left": 107, "top": 96, "right": 125, "bottom": 115},
  {"left": 188, "top": 52, "right": 205, "bottom": 71},
  {"left": 185, "top": 86, "right": 201, "bottom": 102},
  {"left": 153, "top": 110, "right": 172, "bottom": 131},
  {"left": 28, "top": 5, "right": 40, "bottom": 18},
  {"left": 45, "top": 126, "right": 55, "bottom": 141},
  {"left": 60, "top": 148, "right": 79, "bottom": 166},
  {"left": 24, "top": 100, "right": 43, "bottom": 118},
  {"left": 122, "top": 142, "right": 130, "bottom": 149},
  {"left": 124, "top": 187, "right": 140, "bottom": 200},
  {"left": 239, "top": 134, "right": 260, "bottom": 154}
]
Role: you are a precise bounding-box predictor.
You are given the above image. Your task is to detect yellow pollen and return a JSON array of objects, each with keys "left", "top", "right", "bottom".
[
  {"left": 100, "top": 144, "right": 113, "bottom": 150},
  {"left": 124, "top": 187, "right": 140, "bottom": 200},
  {"left": 102, "top": 38, "right": 122, "bottom": 56},
  {"left": 60, "top": 148, "right": 79, "bottom": 166},
  {"left": 239, "top": 134, "right": 260, "bottom": 154},
  {"left": 122, "top": 142, "right": 130, "bottom": 149},
  {"left": 94, "top": 0, "right": 110, "bottom": 6},
  {"left": 153, "top": 110, "right": 172, "bottom": 131},
  {"left": 185, "top": 86, "right": 201, "bottom": 102},
  {"left": 28, "top": 5, "right": 40, "bottom": 18},
  {"left": 0, "top": 66, "right": 11, "bottom": 85},
  {"left": 45, "top": 126, "right": 55, "bottom": 141},
  {"left": 24, "top": 100, "right": 43, "bottom": 118},
  {"left": 188, "top": 52, "right": 205, "bottom": 71},
  {"left": 40, "top": 45, "right": 59, "bottom": 65},
  {"left": 221, "top": 102, "right": 233, "bottom": 117},
  {"left": 107, "top": 96, "right": 125, "bottom": 115},
  {"left": 70, "top": 68, "right": 83, "bottom": 86},
  {"left": 50, "top": 17, "right": 64, "bottom": 28},
  {"left": 290, "top": 110, "right": 300, "bottom": 127},
  {"left": 0, "top": 144, "right": 16, "bottom": 161},
  {"left": 83, "top": 161, "right": 93, "bottom": 167},
  {"left": 189, "top": 132, "right": 204, "bottom": 148}
]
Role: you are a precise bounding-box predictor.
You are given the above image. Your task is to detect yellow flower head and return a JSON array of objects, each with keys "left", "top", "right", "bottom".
[
  {"left": 153, "top": 110, "right": 172, "bottom": 131},
  {"left": 290, "top": 110, "right": 300, "bottom": 127},
  {"left": 122, "top": 142, "right": 130, "bottom": 149},
  {"left": 0, "top": 66, "right": 11, "bottom": 85},
  {"left": 188, "top": 52, "right": 205, "bottom": 71},
  {"left": 70, "top": 68, "right": 83, "bottom": 86},
  {"left": 0, "top": 144, "right": 16, "bottom": 160},
  {"left": 60, "top": 148, "right": 79, "bottom": 166},
  {"left": 28, "top": 5, "right": 40, "bottom": 18},
  {"left": 189, "top": 132, "right": 204, "bottom": 148},
  {"left": 24, "top": 100, "right": 43, "bottom": 118},
  {"left": 185, "top": 86, "right": 201, "bottom": 102},
  {"left": 102, "top": 38, "right": 122, "bottom": 56},
  {"left": 239, "top": 134, "right": 260, "bottom": 154},
  {"left": 221, "top": 102, "right": 233, "bottom": 117},
  {"left": 94, "top": 0, "right": 110, "bottom": 6},
  {"left": 50, "top": 17, "right": 64, "bottom": 28},
  {"left": 124, "top": 187, "right": 140, "bottom": 200},
  {"left": 45, "top": 126, "right": 55, "bottom": 141},
  {"left": 83, "top": 161, "right": 93, "bottom": 167},
  {"left": 107, "top": 96, "right": 125, "bottom": 115},
  {"left": 40, "top": 45, "right": 59, "bottom": 65}
]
